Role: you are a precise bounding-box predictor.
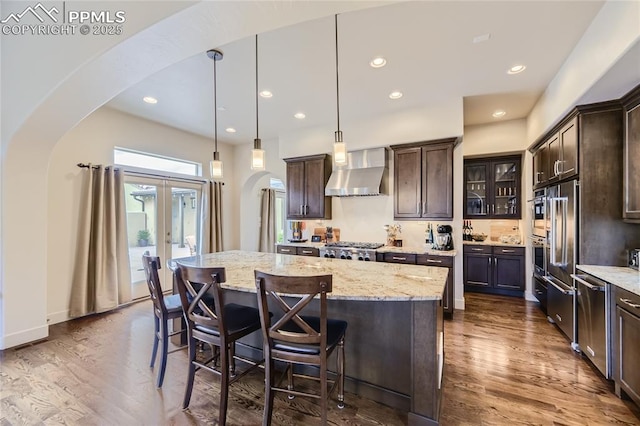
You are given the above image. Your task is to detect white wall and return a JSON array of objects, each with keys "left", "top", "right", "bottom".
[{"left": 46, "top": 107, "right": 236, "bottom": 325}]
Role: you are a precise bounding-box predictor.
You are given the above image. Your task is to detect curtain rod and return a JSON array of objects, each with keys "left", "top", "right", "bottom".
[{"left": 77, "top": 163, "right": 224, "bottom": 185}]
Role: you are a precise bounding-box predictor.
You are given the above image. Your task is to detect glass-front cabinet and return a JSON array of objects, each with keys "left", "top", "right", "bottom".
[{"left": 464, "top": 155, "right": 522, "bottom": 219}]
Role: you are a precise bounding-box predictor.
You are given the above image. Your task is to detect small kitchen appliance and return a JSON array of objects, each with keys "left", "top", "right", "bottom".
[
  {"left": 289, "top": 221, "right": 305, "bottom": 242},
  {"left": 434, "top": 225, "right": 454, "bottom": 251},
  {"left": 630, "top": 249, "right": 640, "bottom": 270}
]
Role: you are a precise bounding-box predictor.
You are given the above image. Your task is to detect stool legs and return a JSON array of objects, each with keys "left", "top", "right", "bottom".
[
  {"left": 182, "top": 336, "right": 197, "bottom": 409},
  {"left": 218, "top": 341, "right": 230, "bottom": 426},
  {"left": 337, "top": 336, "right": 345, "bottom": 409},
  {"left": 263, "top": 357, "right": 275, "bottom": 426},
  {"left": 150, "top": 315, "right": 160, "bottom": 369}
]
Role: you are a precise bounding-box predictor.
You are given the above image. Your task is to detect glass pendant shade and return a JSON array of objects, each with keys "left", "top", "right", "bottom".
[
  {"left": 334, "top": 130, "right": 347, "bottom": 164},
  {"left": 210, "top": 152, "right": 223, "bottom": 178},
  {"left": 251, "top": 144, "right": 265, "bottom": 170}
]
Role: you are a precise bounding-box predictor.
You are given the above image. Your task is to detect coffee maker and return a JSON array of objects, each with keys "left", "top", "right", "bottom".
[{"left": 434, "top": 225, "right": 454, "bottom": 251}]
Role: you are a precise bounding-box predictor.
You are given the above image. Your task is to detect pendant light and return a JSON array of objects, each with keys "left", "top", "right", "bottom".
[
  {"left": 251, "top": 34, "right": 265, "bottom": 171},
  {"left": 333, "top": 14, "right": 347, "bottom": 165},
  {"left": 207, "top": 48, "right": 224, "bottom": 179}
]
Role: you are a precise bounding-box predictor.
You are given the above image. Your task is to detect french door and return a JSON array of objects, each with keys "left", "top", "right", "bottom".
[{"left": 123, "top": 175, "right": 202, "bottom": 299}]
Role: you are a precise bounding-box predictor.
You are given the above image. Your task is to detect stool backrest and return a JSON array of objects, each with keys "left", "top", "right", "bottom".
[
  {"left": 175, "top": 264, "right": 226, "bottom": 333},
  {"left": 142, "top": 253, "right": 167, "bottom": 316},
  {"left": 254, "top": 270, "right": 332, "bottom": 349}
]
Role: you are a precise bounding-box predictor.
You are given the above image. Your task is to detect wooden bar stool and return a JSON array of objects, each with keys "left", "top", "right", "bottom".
[
  {"left": 254, "top": 270, "right": 347, "bottom": 426},
  {"left": 142, "top": 253, "right": 184, "bottom": 388},
  {"left": 175, "top": 263, "right": 264, "bottom": 426}
]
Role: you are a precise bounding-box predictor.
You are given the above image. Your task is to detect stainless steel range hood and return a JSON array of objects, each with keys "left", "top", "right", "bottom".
[{"left": 325, "top": 148, "right": 389, "bottom": 197}]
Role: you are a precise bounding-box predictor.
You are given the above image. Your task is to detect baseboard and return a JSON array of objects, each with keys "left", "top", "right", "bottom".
[
  {"left": 1, "top": 324, "right": 49, "bottom": 350},
  {"left": 454, "top": 296, "right": 465, "bottom": 310},
  {"left": 524, "top": 291, "right": 537, "bottom": 302},
  {"left": 47, "top": 309, "right": 70, "bottom": 325}
]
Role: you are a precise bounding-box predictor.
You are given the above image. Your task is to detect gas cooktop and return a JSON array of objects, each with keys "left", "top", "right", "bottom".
[{"left": 324, "top": 241, "right": 384, "bottom": 250}]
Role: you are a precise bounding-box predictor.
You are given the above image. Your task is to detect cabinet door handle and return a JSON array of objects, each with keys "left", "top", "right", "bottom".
[
  {"left": 492, "top": 204, "right": 495, "bottom": 214},
  {"left": 392, "top": 256, "right": 407, "bottom": 261},
  {"left": 488, "top": 257, "right": 491, "bottom": 266},
  {"left": 300, "top": 205, "right": 303, "bottom": 215},
  {"left": 304, "top": 205, "right": 308, "bottom": 215},
  {"left": 416, "top": 202, "right": 420, "bottom": 215},
  {"left": 426, "top": 259, "right": 442, "bottom": 263},
  {"left": 620, "top": 298, "right": 640, "bottom": 309},
  {"left": 423, "top": 201, "right": 426, "bottom": 215}
]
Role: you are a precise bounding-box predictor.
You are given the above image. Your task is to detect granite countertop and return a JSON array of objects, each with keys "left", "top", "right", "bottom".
[
  {"left": 173, "top": 250, "right": 448, "bottom": 302},
  {"left": 576, "top": 265, "right": 640, "bottom": 297},
  {"left": 376, "top": 245, "right": 457, "bottom": 257},
  {"left": 463, "top": 241, "right": 525, "bottom": 248}
]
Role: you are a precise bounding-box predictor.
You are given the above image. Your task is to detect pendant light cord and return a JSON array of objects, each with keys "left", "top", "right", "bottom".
[
  {"left": 335, "top": 14, "right": 340, "bottom": 133},
  {"left": 213, "top": 54, "right": 218, "bottom": 153},
  {"left": 255, "top": 34, "right": 259, "bottom": 140}
]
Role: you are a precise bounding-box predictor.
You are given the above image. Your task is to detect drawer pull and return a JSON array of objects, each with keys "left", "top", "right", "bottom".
[
  {"left": 426, "top": 259, "right": 442, "bottom": 263},
  {"left": 281, "top": 249, "right": 292, "bottom": 253},
  {"left": 301, "top": 250, "right": 313, "bottom": 254},
  {"left": 392, "top": 256, "right": 407, "bottom": 261},
  {"left": 501, "top": 249, "right": 515, "bottom": 253},
  {"left": 620, "top": 298, "right": 640, "bottom": 309},
  {"left": 471, "top": 248, "right": 484, "bottom": 252}
]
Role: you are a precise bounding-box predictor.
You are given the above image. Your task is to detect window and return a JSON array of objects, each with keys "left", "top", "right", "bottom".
[
  {"left": 270, "top": 178, "right": 286, "bottom": 243},
  {"left": 114, "top": 148, "right": 200, "bottom": 176}
]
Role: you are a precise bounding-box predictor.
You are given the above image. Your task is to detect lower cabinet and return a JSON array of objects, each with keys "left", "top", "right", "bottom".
[
  {"left": 463, "top": 245, "right": 525, "bottom": 297},
  {"left": 378, "top": 251, "right": 454, "bottom": 315},
  {"left": 276, "top": 245, "right": 319, "bottom": 257},
  {"left": 614, "top": 286, "right": 640, "bottom": 408}
]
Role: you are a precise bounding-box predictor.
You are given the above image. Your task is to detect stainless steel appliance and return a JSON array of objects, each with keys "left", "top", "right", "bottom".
[
  {"left": 629, "top": 249, "right": 639, "bottom": 270},
  {"left": 544, "top": 180, "right": 579, "bottom": 351},
  {"left": 572, "top": 273, "right": 611, "bottom": 378},
  {"left": 319, "top": 241, "right": 384, "bottom": 261},
  {"left": 530, "top": 188, "right": 546, "bottom": 239}
]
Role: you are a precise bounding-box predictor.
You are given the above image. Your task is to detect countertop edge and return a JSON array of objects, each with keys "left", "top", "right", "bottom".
[{"left": 576, "top": 264, "right": 640, "bottom": 297}]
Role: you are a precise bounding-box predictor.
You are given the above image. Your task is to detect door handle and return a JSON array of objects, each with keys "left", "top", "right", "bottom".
[
  {"left": 423, "top": 201, "right": 426, "bottom": 215},
  {"left": 543, "top": 276, "right": 574, "bottom": 295},
  {"left": 416, "top": 202, "right": 420, "bottom": 215},
  {"left": 426, "top": 259, "right": 442, "bottom": 263},
  {"left": 392, "top": 256, "right": 407, "bottom": 261},
  {"left": 501, "top": 249, "right": 515, "bottom": 253},
  {"left": 571, "top": 274, "right": 605, "bottom": 291}
]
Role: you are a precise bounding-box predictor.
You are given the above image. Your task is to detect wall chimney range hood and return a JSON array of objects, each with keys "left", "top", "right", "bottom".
[{"left": 325, "top": 148, "right": 389, "bottom": 197}]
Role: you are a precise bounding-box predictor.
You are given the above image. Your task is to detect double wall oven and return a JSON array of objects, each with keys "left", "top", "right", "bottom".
[{"left": 530, "top": 189, "right": 547, "bottom": 312}]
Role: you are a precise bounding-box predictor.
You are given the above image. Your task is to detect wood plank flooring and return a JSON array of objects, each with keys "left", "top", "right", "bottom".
[{"left": 1, "top": 293, "right": 639, "bottom": 425}]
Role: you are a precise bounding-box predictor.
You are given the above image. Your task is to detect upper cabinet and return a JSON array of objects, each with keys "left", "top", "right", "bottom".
[
  {"left": 533, "top": 116, "right": 578, "bottom": 188},
  {"left": 285, "top": 154, "right": 332, "bottom": 220},
  {"left": 623, "top": 85, "right": 640, "bottom": 222},
  {"left": 391, "top": 138, "right": 456, "bottom": 220},
  {"left": 464, "top": 155, "right": 522, "bottom": 219}
]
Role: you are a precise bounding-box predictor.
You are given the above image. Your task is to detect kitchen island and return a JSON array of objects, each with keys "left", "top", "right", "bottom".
[{"left": 174, "top": 250, "right": 449, "bottom": 426}]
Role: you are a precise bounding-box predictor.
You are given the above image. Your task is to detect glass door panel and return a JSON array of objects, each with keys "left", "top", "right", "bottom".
[
  {"left": 168, "top": 182, "right": 201, "bottom": 261},
  {"left": 494, "top": 160, "right": 518, "bottom": 216},
  {"left": 124, "top": 179, "right": 160, "bottom": 299},
  {"left": 465, "top": 164, "right": 487, "bottom": 216}
]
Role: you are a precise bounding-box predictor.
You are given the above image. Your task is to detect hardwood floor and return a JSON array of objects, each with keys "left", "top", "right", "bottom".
[{"left": 1, "top": 293, "right": 639, "bottom": 425}]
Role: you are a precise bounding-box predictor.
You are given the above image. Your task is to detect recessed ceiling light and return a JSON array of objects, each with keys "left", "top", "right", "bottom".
[
  {"left": 370, "top": 57, "right": 387, "bottom": 68},
  {"left": 217, "top": 106, "right": 226, "bottom": 111},
  {"left": 294, "top": 112, "right": 306, "bottom": 119},
  {"left": 389, "top": 91, "right": 403, "bottom": 100},
  {"left": 259, "top": 90, "right": 273, "bottom": 98},
  {"left": 492, "top": 110, "right": 506, "bottom": 118},
  {"left": 225, "top": 127, "right": 236, "bottom": 133},
  {"left": 507, "top": 65, "right": 526, "bottom": 74},
  {"left": 143, "top": 96, "right": 158, "bottom": 104}
]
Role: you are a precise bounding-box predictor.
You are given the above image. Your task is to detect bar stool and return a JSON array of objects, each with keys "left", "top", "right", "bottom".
[
  {"left": 254, "top": 270, "right": 347, "bottom": 426},
  {"left": 142, "top": 253, "right": 184, "bottom": 388},
  {"left": 175, "top": 263, "right": 263, "bottom": 426}
]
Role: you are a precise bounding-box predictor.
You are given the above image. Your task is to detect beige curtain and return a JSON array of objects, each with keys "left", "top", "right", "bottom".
[
  {"left": 200, "top": 181, "right": 224, "bottom": 253},
  {"left": 70, "top": 165, "right": 132, "bottom": 317},
  {"left": 259, "top": 188, "right": 277, "bottom": 252}
]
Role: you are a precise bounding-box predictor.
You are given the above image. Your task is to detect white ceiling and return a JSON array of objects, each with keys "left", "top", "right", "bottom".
[{"left": 107, "top": 1, "right": 607, "bottom": 145}]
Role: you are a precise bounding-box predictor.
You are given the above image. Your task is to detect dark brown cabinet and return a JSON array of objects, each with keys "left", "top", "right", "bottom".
[
  {"left": 377, "top": 251, "right": 454, "bottom": 315},
  {"left": 614, "top": 286, "right": 640, "bottom": 408},
  {"left": 533, "top": 115, "right": 578, "bottom": 186},
  {"left": 285, "top": 154, "right": 331, "bottom": 220},
  {"left": 417, "top": 254, "right": 454, "bottom": 315},
  {"left": 622, "top": 85, "right": 640, "bottom": 222},
  {"left": 391, "top": 138, "right": 456, "bottom": 220},
  {"left": 464, "top": 155, "right": 522, "bottom": 219},
  {"left": 276, "top": 245, "right": 319, "bottom": 257},
  {"left": 463, "top": 245, "right": 525, "bottom": 297}
]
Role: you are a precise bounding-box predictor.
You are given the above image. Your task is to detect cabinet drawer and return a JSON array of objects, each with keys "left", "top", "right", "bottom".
[
  {"left": 493, "top": 246, "right": 525, "bottom": 256},
  {"left": 463, "top": 245, "right": 492, "bottom": 255},
  {"left": 297, "top": 247, "right": 319, "bottom": 257},
  {"left": 417, "top": 254, "right": 453, "bottom": 268},
  {"left": 616, "top": 287, "right": 640, "bottom": 311},
  {"left": 383, "top": 253, "right": 417, "bottom": 264},
  {"left": 276, "top": 246, "right": 296, "bottom": 255}
]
